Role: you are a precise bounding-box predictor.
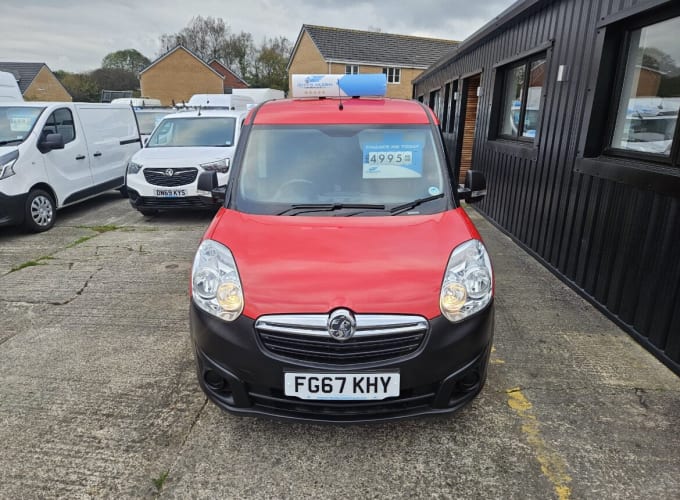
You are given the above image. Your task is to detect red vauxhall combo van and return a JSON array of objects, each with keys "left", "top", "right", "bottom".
[{"left": 190, "top": 75, "right": 494, "bottom": 422}]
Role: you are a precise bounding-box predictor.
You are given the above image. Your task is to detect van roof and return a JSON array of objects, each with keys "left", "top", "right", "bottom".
[
  {"left": 248, "top": 98, "right": 433, "bottom": 126},
  {"left": 161, "top": 109, "right": 248, "bottom": 119}
]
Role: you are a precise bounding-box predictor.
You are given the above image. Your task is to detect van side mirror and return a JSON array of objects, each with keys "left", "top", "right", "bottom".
[
  {"left": 458, "top": 170, "right": 487, "bottom": 204},
  {"left": 197, "top": 171, "right": 227, "bottom": 203},
  {"left": 39, "top": 133, "right": 65, "bottom": 153}
]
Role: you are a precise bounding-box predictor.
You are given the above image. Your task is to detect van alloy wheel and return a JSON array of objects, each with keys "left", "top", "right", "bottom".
[
  {"left": 31, "top": 195, "right": 54, "bottom": 226},
  {"left": 24, "top": 189, "right": 56, "bottom": 232}
]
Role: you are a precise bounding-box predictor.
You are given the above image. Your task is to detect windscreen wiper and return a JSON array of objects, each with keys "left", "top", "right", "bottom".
[
  {"left": 389, "top": 192, "right": 445, "bottom": 215},
  {"left": 277, "top": 203, "right": 386, "bottom": 216},
  {"left": 0, "top": 139, "right": 23, "bottom": 146}
]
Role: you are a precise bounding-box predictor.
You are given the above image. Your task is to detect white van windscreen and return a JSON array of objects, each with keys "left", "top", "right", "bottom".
[
  {"left": 0, "top": 106, "right": 44, "bottom": 145},
  {"left": 147, "top": 117, "right": 236, "bottom": 147}
]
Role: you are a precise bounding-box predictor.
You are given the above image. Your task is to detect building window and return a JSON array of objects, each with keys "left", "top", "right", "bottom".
[
  {"left": 497, "top": 55, "right": 546, "bottom": 140},
  {"left": 382, "top": 67, "right": 401, "bottom": 84},
  {"left": 429, "top": 89, "right": 441, "bottom": 120},
  {"left": 43, "top": 108, "right": 75, "bottom": 144},
  {"left": 609, "top": 16, "right": 680, "bottom": 164},
  {"left": 345, "top": 65, "right": 359, "bottom": 75}
]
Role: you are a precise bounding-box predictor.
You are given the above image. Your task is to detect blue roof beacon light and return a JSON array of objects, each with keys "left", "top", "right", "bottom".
[{"left": 291, "top": 74, "right": 387, "bottom": 98}]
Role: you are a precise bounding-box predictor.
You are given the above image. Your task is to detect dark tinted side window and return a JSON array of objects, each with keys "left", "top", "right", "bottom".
[{"left": 43, "top": 108, "right": 75, "bottom": 145}]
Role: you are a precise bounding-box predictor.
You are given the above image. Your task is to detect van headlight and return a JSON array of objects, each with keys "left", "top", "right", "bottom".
[
  {"left": 127, "top": 161, "right": 142, "bottom": 174},
  {"left": 440, "top": 239, "right": 493, "bottom": 322},
  {"left": 200, "top": 158, "right": 230, "bottom": 173},
  {"left": 0, "top": 150, "right": 19, "bottom": 180},
  {"left": 191, "top": 239, "right": 244, "bottom": 321}
]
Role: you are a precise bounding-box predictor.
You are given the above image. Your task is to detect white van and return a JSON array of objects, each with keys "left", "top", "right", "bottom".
[
  {"left": 125, "top": 108, "right": 247, "bottom": 216},
  {"left": 186, "top": 94, "right": 254, "bottom": 110},
  {"left": 111, "top": 97, "right": 162, "bottom": 107},
  {"left": 0, "top": 71, "right": 23, "bottom": 102},
  {"left": 232, "top": 88, "right": 284, "bottom": 104},
  {"left": 0, "top": 102, "right": 141, "bottom": 231}
]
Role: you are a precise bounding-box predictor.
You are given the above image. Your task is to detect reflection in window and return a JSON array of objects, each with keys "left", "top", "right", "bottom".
[
  {"left": 612, "top": 17, "right": 680, "bottom": 158},
  {"left": 498, "top": 56, "right": 546, "bottom": 140}
]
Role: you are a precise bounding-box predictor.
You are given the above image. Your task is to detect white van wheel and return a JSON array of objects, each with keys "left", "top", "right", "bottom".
[{"left": 24, "top": 189, "right": 56, "bottom": 232}]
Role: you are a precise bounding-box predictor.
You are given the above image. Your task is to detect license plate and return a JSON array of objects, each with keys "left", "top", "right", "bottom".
[
  {"left": 284, "top": 372, "right": 400, "bottom": 401},
  {"left": 155, "top": 188, "right": 187, "bottom": 197}
]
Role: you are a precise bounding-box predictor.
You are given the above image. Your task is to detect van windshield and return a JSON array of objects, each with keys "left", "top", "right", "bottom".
[
  {"left": 135, "top": 110, "right": 172, "bottom": 135},
  {"left": 0, "top": 106, "right": 45, "bottom": 145},
  {"left": 234, "top": 124, "right": 452, "bottom": 216},
  {"left": 146, "top": 117, "right": 236, "bottom": 147}
]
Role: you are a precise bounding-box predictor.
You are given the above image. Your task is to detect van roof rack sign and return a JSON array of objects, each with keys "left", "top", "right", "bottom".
[{"left": 290, "top": 74, "right": 387, "bottom": 98}]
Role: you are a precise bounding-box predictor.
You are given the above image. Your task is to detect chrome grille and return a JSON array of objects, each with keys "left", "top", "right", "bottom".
[
  {"left": 255, "top": 314, "right": 428, "bottom": 364},
  {"left": 143, "top": 167, "right": 198, "bottom": 187}
]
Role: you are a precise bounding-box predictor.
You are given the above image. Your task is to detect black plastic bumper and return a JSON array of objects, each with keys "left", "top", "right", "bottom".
[
  {"left": 0, "top": 191, "right": 26, "bottom": 227},
  {"left": 127, "top": 188, "right": 219, "bottom": 211},
  {"left": 190, "top": 301, "right": 495, "bottom": 423}
]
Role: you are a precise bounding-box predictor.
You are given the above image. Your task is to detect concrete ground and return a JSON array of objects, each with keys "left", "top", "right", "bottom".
[{"left": 0, "top": 193, "right": 678, "bottom": 499}]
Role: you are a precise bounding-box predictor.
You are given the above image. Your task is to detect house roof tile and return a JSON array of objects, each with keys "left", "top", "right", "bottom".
[
  {"left": 0, "top": 62, "right": 46, "bottom": 93},
  {"left": 302, "top": 25, "right": 458, "bottom": 68}
]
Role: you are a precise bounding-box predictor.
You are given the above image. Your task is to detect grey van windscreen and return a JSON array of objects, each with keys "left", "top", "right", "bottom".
[
  {"left": 135, "top": 110, "right": 172, "bottom": 135},
  {"left": 234, "top": 124, "right": 450, "bottom": 216},
  {"left": 0, "top": 106, "right": 45, "bottom": 145},
  {"left": 146, "top": 117, "right": 236, "bottom": 147}
]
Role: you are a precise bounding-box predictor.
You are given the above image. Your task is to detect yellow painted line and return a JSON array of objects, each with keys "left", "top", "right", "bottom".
[
  {"left": 490, "top": 345, "right": 505, "bottom": 364},
  {"left": 506, "top": 387, "right": 573, "bottom": 500}
]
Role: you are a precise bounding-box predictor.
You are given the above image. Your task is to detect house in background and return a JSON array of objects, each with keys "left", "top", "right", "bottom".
[
  {"left": 208, "top": 59, "right": 249, "bottom": 93},
  {"left": 139, "top": 46, "right": 225, "bottom": 106},
  {"left": 0, "top": 62, "right": 71, "bottom": 101},
  {"left": 288, "top": 25, "right": 458, "bottom": 99}
]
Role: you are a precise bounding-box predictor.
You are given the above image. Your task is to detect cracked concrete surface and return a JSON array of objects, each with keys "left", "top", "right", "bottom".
[{"left": 0, "top": 193, "right": 678, "bottom": 499}]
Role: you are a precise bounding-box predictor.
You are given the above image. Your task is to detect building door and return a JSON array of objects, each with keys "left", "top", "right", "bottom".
[{"left": 455, "top": 74, "right": 481, "bottom": 184}]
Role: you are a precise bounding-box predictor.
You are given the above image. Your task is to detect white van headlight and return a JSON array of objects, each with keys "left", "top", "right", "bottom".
[
  {"left": 127, "top": 161, "right": 142, "bottom": 174},
  {"left": 200, "top": 158, "right": 230, "bottom": 173},
  {"left": 192, "top": 239, "right": 244, "bottom": 321},
  {"left": 440, "top": 239, "right": 493, "bottom": 322},
  {"left": 0, "top": 150, "right": 19, "bottom": 180}
]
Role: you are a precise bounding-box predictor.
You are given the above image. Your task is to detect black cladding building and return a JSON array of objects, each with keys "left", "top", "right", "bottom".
[{"left": 413, "top": 0, "right": 680, "bottom": 375}]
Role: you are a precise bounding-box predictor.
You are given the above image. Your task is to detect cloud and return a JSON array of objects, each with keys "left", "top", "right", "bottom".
[{"left": 0, "top": 0, "right": 516, "bottom": 72}]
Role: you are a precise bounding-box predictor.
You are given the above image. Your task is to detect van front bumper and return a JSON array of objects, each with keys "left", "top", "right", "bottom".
[
  {"left": 0, "top": 191, "right": 26, "bottom": 227},
  {"left": 190, "top": 301, "right": 494, "bottom": 423},
  {"left": 127, "top": 187, "right": 219, "bottom": 211}
]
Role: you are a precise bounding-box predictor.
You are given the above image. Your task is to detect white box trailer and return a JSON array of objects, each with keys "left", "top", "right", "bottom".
[
  {"left": 0, "top": 71, "right": 23, "bottom": 102},
  {"left": 232, "top": 88, "right": 284, "bottom": 104},
  {"left": 0, "top": 102, "right": 141, "bottom": 231},
  {"left": 187, "top": 94, "right": 254, "bottom": 110}
]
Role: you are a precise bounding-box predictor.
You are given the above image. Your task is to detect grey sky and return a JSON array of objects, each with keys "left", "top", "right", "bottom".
[{"left": 0, "top": 0, "right": 517, "bottom": 73}]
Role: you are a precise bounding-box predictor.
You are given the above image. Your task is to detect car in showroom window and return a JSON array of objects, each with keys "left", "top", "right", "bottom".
[{"left": 189, "top": 75, "right": 494, "bottom": 422}]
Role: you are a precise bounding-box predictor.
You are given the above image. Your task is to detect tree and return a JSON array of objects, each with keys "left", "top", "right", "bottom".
[
  {"left": 90, "top": 68, "right": 139, "bottom": 92},
  {"left": 223, "top": 31, "right": 255, "bottom": 79},
  {"left": 54, "top": 71, "right": 99, "bottom": 102},
  {"left": 159, "top": 16, "right": 229, "bottom": 62},
  {"left": 102, "top": 49, "right": 151, "bottom": 74},
  {"left": 250, "top": 37, "right": 291, "bottom": 91}
]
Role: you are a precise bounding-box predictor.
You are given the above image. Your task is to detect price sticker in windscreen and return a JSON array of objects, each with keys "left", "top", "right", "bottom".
[
  {"left": 363, "top": 143, "right": 422, "bottom": 179},
  {"left": 367, "top": 151, "right": 413, "bottom": 166}
]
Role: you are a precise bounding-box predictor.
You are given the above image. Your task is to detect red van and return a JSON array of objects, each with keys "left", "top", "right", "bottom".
[{"left": 190, "top": 75, "right": 494, "bottom": 422}]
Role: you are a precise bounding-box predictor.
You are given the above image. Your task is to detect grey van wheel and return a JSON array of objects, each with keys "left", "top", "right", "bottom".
[{"left": 24, "top": 189, "right": 56, "bottom": 232}]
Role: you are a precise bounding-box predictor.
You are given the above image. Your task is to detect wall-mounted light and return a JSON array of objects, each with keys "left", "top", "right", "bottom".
[
  {"left": 557, "top": 65, "right": 569, "bottom": 82},
  {"left": 476, "top": 87, "right": 483, "bottom": 97}
]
